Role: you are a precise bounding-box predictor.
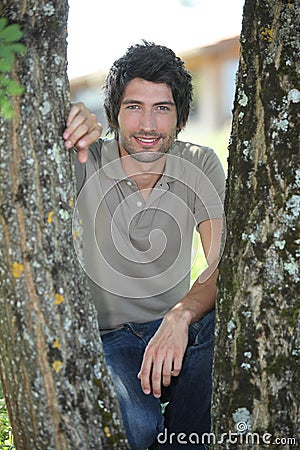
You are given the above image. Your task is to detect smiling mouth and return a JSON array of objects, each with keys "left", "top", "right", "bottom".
[{"left": 134, "top": 136, "right": 161, "bottom": 147}]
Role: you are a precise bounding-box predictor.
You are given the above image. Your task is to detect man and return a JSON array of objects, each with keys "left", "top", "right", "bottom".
[{"left": 64, "top": 41, "right": 225, "bottom": 449}]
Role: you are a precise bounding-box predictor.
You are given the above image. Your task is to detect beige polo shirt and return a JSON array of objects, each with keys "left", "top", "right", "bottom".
[{"left": 74, "top": 138, "right": 225, "bottom": 333}]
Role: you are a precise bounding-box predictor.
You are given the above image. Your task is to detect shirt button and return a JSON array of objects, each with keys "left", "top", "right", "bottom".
[
  {"left": 137, "top": 201, "right": 143, "bottom": 207},
  {"left": 127, "top": 181, "right": 132, "bottom": 186}
]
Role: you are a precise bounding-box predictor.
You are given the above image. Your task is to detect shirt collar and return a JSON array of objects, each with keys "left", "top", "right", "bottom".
[{"left": 101, "top": 138, "right": 184, "bottom": 182}]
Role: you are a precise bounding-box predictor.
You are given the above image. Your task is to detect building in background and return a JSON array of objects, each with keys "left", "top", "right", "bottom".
[
  {"left": 184, "top": 36, "right": 239, "bottom": 132},
  {"left": 70, "top": 35, "right": 240, "bottom": 136}
]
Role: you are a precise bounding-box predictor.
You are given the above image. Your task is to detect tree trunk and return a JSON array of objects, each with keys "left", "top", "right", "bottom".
[
  {"left": 0, "top": 1, "right": 129, "bottom": 449},
  {"left": 212, "top": 0, "right": 299, "bottom": 448}
]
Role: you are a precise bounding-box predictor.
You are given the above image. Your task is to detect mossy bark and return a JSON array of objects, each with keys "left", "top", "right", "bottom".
[
  {"left": 0, "top": 1, "right": 129, "bottom": 449},
  {"left": 212, "top": 0, "right": 300, "bottom": 449}
]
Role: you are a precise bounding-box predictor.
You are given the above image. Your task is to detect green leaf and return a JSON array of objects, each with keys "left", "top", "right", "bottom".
[
  {"left": 0, "top": 95, "right": 9, "bottom": 106},
  {"left": 0, "top": 50, "right": 15, "bottom": 68},
  {"left": 0, "top": 24, "right": 23, "bottom": 43},
  {"left": 0, "top": 96, "right": 13, "bottom": 119},
  {"left": 7, "top": 43, "right": 26, "bottom": 54},
  {"left": 0, "top": 44, "right": 26, "bottom": 59},
  {"left": 0, "top": 59, "right": 13, "bottom": 72},
  {"left": 0, "top": 47, "right": 13, "bottom": 59},
  {"left": 0, "top": 74, "right": 9, "bottom": 86},
  {"left": 0, "top": 19, "right": 25, "bottom": 119},
  {"left": 6, "top": 79, "right": 24, "bottom": 95},
  {"left": 0, "top": 75, "right": 24, "bottom": 97},
  {"left": 0, "top": 18, "right": 8, "bottom": 33}
]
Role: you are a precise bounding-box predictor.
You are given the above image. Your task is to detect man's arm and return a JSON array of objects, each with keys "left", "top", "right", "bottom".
[
  {"left": 63, "top": 102, "right": 102, "bottom": 163},
  {"left": 138, "top": 218, "right": 223, "bottom": 398}
]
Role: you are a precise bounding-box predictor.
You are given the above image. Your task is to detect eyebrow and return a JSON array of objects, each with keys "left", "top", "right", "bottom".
[{"left": 122, "top": 99, "right": 176, "bottom": 107}]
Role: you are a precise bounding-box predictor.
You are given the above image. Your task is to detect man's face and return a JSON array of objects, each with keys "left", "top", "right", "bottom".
[{"left": 117, "top": 78, "right": 179, "bottom": 163}]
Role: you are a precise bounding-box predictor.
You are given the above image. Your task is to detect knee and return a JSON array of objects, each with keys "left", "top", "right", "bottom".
[
  {"left": 123, "top": 404, "right": 163, "bottom": 450},
  {"left": 128, "top": 428, "right": 157, "bottom": 450}
]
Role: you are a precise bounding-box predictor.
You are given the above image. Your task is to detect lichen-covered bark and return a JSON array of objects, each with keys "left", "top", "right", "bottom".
[
  {"left": 0, "top": 1, "right": 129, "bottom": 449},
  {"left": 212, "top": 0, "right": 300, "bottom": 449}
]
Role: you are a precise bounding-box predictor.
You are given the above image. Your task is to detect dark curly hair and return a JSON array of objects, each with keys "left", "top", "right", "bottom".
[{"left": 103, "top": 41, "right": 193, "bottom": 137}]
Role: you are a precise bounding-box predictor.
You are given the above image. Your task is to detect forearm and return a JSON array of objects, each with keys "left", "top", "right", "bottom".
[
  {"left": 168, "top": 217, "right": 223, "bottom": 325},
  {"left": 139, "top": 267, "right": 219, "bottom": 397},
  {"left": 167, "top": 268, "right": 218, "bottom": 325}
]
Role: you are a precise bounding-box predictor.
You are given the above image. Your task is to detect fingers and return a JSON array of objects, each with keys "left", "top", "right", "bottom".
[
  {"left": 138, "top": 348, "right": 164, "bottom": 398},
  {"left": 66, "top": 102, "right": 83, "bottom": 128},
  {"left": 137, "top": 317, "right": 188, "bottom": 398},
  {"left": 151, "top": 349, "right": 165, "bottom": 398},
  {"left": 171, "top": 354, "right": 182, "bottom": 378},
  {"left": 138, "top": 342, "right": 183, "bottom": 399},
  {"left": 137, "top": 345, "right": 154, "bottom": 396},
  {"left": 162, "top": 350, "right": 173, "bottom": 388},
  {"left": 64, "top": 102, "right": 87, "bottom": 142},
  {"left": 64, "top": 102, "right": 103, "bottom": 163},
  {"left": 77, "top": 148, "right": 89, "bottom": 164}
]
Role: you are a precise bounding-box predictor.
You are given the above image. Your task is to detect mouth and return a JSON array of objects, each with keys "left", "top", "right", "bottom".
[{"left": 134, "top": 136, "right": 161, "bottom": 148}]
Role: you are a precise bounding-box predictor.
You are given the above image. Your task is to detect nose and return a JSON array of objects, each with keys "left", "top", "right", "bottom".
[{"left": 139, "top": 110, "right": 157, "bottom": 132}]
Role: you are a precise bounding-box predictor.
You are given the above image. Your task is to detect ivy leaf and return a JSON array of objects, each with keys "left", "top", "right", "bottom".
[
  {"left": 0, "top": 47, "right": 15, "bottom": 64},
  {"left": 0, "top": 18, "right": 8, "bottom": 33},
  {"left": 0, "top": 58, "right": 13, "bottom": 72},
  {"left": 0, "top": 95, "right": 14, "bottom": 119},
  {"left": 0, "top": 24, "right": 23, "bottom": 43},
  {"left": 5, "top": 78, "right": 24, "bottom": 96},
  {"left": 0, "top": 76, "right": 24, "bottom": 96},
  {"left": 0, "top": 74, "right": 9, "bottom": 86},
  {"left": 7, "top": 43, "right": 26, "bottom": 54},
  {"left": 0, "top": 19, "right": 26, "bottom": 119}
]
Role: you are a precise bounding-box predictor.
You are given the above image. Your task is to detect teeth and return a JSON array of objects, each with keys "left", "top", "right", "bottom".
[{"left": 138, "top": 138, "right": 157, "bottom": 143}]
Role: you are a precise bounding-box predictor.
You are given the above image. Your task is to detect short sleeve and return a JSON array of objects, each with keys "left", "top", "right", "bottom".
[
  {"left": 193, "top": 148, "right": 225, "bottom": 225},
  {"left": 74, "top": 139, "right": 104, "bottom": 195}
]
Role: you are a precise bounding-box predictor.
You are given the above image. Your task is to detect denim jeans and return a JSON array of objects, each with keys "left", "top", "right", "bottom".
[{"left": 101, "top": 309, "right": 215, "bottom": 450}]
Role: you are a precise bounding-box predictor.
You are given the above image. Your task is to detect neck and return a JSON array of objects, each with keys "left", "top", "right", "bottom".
[{"left": 119, "top": 147, "right": 166, "bottom": 191}]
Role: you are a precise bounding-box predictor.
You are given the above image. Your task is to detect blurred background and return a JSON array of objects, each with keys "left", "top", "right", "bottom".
[{"left": 67, "top": 0, "right": 245, "bottom": 172}]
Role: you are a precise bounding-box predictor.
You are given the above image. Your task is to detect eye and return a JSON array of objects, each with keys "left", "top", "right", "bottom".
[
  {"left": 126, "top": 104, "right": 140, "bottom": 110},
  {"left": 157, "top": 105, "right": 171, "bottom": 111}
]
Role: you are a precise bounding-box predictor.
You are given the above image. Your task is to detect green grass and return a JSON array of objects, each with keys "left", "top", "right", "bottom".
[
  {"left": 186, "top": 123, "right": 230, "bottom": 285},
  {"left": 0, "top": 383, "right": 14, "bottom": 449}
]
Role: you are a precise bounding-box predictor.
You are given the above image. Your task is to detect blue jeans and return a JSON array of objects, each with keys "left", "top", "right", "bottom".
[{"left": 101, "top": 309, "right": 215, "bottom": 450}]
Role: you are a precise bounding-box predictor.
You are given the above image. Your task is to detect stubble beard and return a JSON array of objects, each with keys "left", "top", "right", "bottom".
[{"left": 118, "top": 129, "right": 177, "bottom": 163}]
